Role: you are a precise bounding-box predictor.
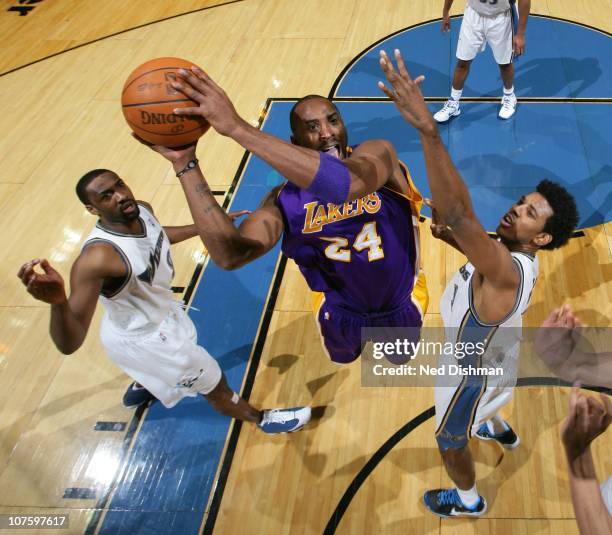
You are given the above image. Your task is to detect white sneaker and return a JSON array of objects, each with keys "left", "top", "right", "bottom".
[
  {"left": 258, "top": 406, "right": 311, "bottom": 434},
  {"left": 433, "top": 99, "right": 460, "bottom": 123},
  {"left": 499, "top": 93, "right": 517, "bottom": 119}
]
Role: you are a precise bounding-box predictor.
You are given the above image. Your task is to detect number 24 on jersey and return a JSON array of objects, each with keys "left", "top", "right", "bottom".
[{"left": 320, "top": 222, "right": 384, "bottom": 263}]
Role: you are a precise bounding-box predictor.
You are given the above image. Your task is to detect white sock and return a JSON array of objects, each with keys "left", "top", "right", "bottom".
[
  {"left": 457, "top": 485, "right": 480, "bottom": 508},
  {"left": 450, "top": 87, "right": 463, "bottom": 101},
  {"left": 503, "top": 85, "right": 515, "bottom": 96},
  {"left": 487, "top": 414, "right": 509, "bottom": 435}
]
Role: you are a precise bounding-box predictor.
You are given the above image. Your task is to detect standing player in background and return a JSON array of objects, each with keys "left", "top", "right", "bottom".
[
  {"left": 17, "top": 170, "right": 310, "bottom": 434},
  {"left": 378, "top": 48, "right": 578, "bottom": 517},
  {"left": 138, "top": 70, "right": 428, "bottom": 366},
  {"left": 435, "top": 0, "right": 530, "bottom": 122}
]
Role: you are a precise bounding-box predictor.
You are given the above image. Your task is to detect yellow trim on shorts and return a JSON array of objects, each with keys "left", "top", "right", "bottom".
[
  {"left": 312, "top": 291, "right": 324, "bottom": 315},
  {"left": 411, "top": 270, "right": 429, "bottom": 318}
]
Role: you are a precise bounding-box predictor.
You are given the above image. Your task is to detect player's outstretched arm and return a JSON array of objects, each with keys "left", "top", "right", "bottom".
[
  {"left": 17, "top": 247, "right": 120, "bottom": 354},
  {"left": 170, "top": 68, "right": 396, "bottom": 202},
  {"left": 140, "top": 139, "right": 283, "bottom": 270},
  {"left": 177, "top": 165, "right": 283, "bottom": 270},
  {"left": 378, "top": 49, "right": 518, "bottom": 289}
]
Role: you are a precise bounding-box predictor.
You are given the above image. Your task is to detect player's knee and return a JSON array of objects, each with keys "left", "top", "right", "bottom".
[
  {"left": 436, "top": 430, "right": 469, "bottom": 452},
  {"left": 200, "top": 362, "right": 227, "bottom": 401},
  {"left": 456, "top": 59, "right": 472, "bottom": 71}
]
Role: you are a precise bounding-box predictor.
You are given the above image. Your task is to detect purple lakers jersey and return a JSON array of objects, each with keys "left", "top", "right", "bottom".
[{"left": 277, "top": 161, "right": 426, "bottom": 314}]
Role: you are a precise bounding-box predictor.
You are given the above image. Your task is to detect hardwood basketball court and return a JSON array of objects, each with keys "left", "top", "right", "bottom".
[{"left": 0, "top": 1, "right": 610, "bottom": 533}]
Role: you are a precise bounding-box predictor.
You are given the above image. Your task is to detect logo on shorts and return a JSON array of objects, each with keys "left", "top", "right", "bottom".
[{"left": 178, "top": 368, "right": 204, "bottom": 389}]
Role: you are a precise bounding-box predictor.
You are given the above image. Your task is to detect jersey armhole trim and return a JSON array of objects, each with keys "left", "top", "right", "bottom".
[
  {"left": 467, "top": 257, "right": 524, "bottom": 327},
  {"left": 82, "top": 238, "right": 132, "bottom": 298}
]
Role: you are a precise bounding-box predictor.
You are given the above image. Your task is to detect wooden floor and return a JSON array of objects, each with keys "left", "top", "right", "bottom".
[{"left": 0, "top": 0, "right": 610, "bottom": 533}]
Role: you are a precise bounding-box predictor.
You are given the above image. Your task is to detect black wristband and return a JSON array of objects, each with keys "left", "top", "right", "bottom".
[{"left": 176, "top": 158, "right": 199, "bottom": 178}]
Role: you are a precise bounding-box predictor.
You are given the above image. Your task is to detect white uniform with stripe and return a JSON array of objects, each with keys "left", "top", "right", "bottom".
[
  {"left": 458, "top": 0, "right": 517, "bottom": 65},
  {"left": 434, "top": 250, "right": 538, "bottom": 450},
  {"left": 82, "top": 204, "right": 221, "bottom": 408}
]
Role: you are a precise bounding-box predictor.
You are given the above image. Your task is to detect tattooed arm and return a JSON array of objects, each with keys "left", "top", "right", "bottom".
[
  {"left": 175, "top": 163, "right": 283, "bottom": 269},
  {"left": 136, "top": 140, "right": 283, "bottom": 270}
]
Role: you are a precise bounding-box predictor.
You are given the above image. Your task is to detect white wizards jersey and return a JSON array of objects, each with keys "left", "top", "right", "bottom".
[
  {"left": 82, "top": 204, "right": 175, "bottom": 333},
  {"left": 468, "top": 0, "right": 513, "bottom": 17},
  {"left": 440, "top": 251, "right": 538, "bottom": 373}
]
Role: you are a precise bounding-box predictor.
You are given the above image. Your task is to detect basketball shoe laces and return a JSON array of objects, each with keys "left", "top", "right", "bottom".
[
  {"left": 438, "top": 489, "right": 459, "bottom": 506},
  {"left": 442, "top": 99, "right": 458, "bottom": 112},
  {"left": 501, "top": 94, "right": 515, "bottom": 111},
  {"left": 261, "top": 409, "right": 292, "bottom": 426}
]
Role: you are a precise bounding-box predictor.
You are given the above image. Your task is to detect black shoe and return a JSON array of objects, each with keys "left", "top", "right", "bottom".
[
  {"left": 122, "top": 382, "right": 155, "bottom": 408},
  {"left": 423, "top": 488, "right": 487, "bottom": 518},
  {"left": 476, "top": 421, "right": 520, "bottom": 449}
]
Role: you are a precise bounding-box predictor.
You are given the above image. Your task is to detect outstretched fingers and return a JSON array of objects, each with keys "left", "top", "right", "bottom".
[
  {"left": 393, "top": 49, "right": 412, "bottom": 80},
  {"left": 377, "top": 80, "right": 395, "bottom": 99},
  {"left": 379, "top": 50, "right": 400, "bottom": 85}
]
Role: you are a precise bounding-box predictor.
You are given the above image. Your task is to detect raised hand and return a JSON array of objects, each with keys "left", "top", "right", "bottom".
[
  {"left": 534, "top": 305, "right": 583, "bottom": 369},
  {"left": 424, "top": 198, "right": 450, "bottom": 240},
  {"left": 171, "top": 68, "right": 245, "bottom": 137},
  {"left": 131, "top": 133, "right": 197, "bottom": 165},
  {"left": 17, "top": 259, "right": 67, "bottom": 305},
  {"left": 377, "top": 49, "right": 437, "bottom": 137},
  {"left": 561, "top": 383, "right": 611, "bottom": 460},
  {"left": 132, "top": 132, "right": 198, "bottom": 162}
]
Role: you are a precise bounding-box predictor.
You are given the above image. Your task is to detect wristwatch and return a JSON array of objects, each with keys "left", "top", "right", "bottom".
[{"left": 176, "top": 158, "right": 199, "bottom": 178}]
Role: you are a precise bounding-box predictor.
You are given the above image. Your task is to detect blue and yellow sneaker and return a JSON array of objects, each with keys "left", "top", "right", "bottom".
[
  {"left": 122, "top": 382, "right": 155, "bottom": 408},
  {"left": 476, "top": 421, "right": 520, "bottom": 449},
  {"left": 258, "top": 406, "right": 311, "bottom": 434},
  {"left": 423, "top": 488, "right": 487, "bottom": 518}
]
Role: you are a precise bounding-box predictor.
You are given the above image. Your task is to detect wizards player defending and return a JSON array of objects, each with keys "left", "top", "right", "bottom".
[
  {"left": 148, "top": 69, "right": 428, "bottom": 365},
  {"left": 379, "top": 49, "right": 578, "bottom": 517}
]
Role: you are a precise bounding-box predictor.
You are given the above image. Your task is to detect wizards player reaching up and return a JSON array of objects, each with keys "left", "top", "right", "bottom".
[
  {"left": 378, "top": 49, "right": 578, "bottom": 518},
  {"left": 141, "top": 69, "right": 428, "bottom": 365}
]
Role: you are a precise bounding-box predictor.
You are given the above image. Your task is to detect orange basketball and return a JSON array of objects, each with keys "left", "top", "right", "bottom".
[{"left": 121, "top": 57, "right": 210, "bottom": 147}]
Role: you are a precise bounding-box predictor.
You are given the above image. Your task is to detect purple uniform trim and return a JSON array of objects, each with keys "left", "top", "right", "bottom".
[{"left": 306, "top": 152, "right": 351, "bottom": 205}]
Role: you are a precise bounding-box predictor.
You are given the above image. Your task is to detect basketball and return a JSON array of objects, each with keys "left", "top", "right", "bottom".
[{"left": 121, "top": 57, "right": 210, "bottom": 147}]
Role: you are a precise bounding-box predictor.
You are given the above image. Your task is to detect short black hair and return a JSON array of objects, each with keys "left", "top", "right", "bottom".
[
  {"left": 76, "top": 169, "right": 112, "bottom": 205},
  {"left": 536, "top": 179, "right": 579, "bottom": 250},
  {"left": 289, "top": 95, "right": 339, "bottom": 134}
]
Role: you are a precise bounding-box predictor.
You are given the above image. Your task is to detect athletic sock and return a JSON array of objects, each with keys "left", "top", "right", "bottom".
[
  {"left": 457, "top": 485, "right": 480, "bottom": 508},
  {"left": 451, "top": 87, "right": 463, "bottom": 101},
  {"left": 487, "top": 414, "right": 510, "bottom": 435},
  {"left": 503, "top": 85, "right": 515, "bottom": 96}
]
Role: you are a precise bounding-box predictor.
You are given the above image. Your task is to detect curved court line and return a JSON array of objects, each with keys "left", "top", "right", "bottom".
[
  {"left": 0, "top": 0, "right": 245, "bottom": 77},
  {"left": 329, "top": 14, "right": 612, "bottom": 100},
  {"left": 323, "top": 379, "right": 611, "bottom": 534}
]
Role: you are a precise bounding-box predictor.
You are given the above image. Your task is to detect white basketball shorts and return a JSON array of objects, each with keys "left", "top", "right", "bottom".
[
  {"left": 457, "top": 5, "right": 514, "bottom": 65},
  {"left": 100, "top": 302, "right": 222, "bottom": 408}
]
